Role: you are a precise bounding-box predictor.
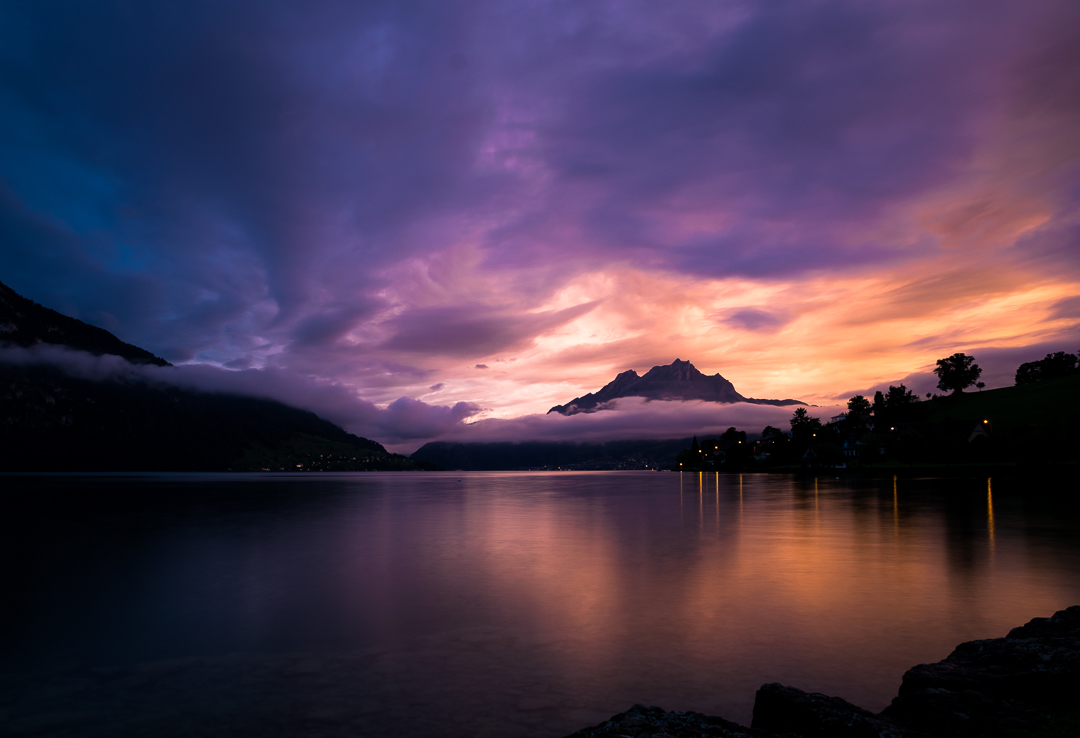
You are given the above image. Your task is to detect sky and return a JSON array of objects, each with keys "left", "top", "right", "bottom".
[{"left": 2, "top": 1, "right": 1079, "bottom": 451}]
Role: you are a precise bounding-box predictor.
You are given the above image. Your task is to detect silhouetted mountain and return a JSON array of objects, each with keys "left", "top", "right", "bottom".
[
  {"left": 548, "top": 359, "right": 804, "bottom": 415},
  {"left": 0, "top": 279, "right": 169, "bottom": 366},
  {"left": 0, "top": 280, "right": 432, "bottom": 471}
]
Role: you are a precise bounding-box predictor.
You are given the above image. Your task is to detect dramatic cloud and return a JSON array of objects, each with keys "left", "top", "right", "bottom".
[{"left": 2, "top": 0, "right": 1078, "bottom": 445}]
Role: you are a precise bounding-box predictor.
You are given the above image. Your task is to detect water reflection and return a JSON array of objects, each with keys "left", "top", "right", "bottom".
[
  {"left": 893, "top": 475, "right": 899, "bottom": 535},
  {"left": 1, "top": 472, "right": 1079, "bottom": 737}
]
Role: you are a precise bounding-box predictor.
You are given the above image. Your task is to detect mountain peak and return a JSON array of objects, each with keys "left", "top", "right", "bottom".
[{"left": 548, "top": 359, "right": 805, "bottom": 414}]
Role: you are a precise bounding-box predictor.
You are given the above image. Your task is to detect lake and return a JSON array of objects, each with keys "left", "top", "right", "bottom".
[{"left": 2, "top": 471, "right": 1078, "bottom": 737}]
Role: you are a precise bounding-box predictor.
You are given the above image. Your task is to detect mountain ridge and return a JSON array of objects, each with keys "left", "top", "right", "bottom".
[
  {"left": 548, "top": 358, "right": 805, "bottom": 415},
  {"left": 0, "top": 279, "right": 170, "bottom": 366}
]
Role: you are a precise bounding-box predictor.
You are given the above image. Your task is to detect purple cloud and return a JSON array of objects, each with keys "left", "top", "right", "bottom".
[
  {"left": 1049, "top": 296, "right": 1080, "bottom": 322},
  {"left": 380, "top": 301, "right": 598, "bottom": 358},
  {"left": 720, "top": 308, "right": 791, "bottom": 333}
]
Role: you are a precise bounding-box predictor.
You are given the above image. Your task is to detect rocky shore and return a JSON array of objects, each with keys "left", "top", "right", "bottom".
[{"left": 565, "top": 605, "right": 1080, "bottom": 738}]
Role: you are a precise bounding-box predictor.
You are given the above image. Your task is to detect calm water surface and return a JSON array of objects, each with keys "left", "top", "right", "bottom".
[{"left": 2, "top": 471, "right": 1079, "bottom": 737}]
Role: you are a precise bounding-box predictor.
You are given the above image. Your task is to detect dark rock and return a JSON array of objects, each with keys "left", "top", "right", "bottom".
[
  {"left": 893, "top": 605, "right": 1080, "bottom": 709},
  {"left": 1005, "top": 604, "right": 1080, "bottom": 640},
  {"left": 563, "top": 703, "right": 773, "bottom": 738},
  {"left": 566, "top": 607, "right": 1080, "bottom": 738},
  {"left": 751, "top": 683, "right": 923, "bottom": 738},
  {"left": 880, "top": 687, "right": 1050, "bottom": 737},
  {"left": 878, "top": 605, "right": 1080, "bottom": 736}
]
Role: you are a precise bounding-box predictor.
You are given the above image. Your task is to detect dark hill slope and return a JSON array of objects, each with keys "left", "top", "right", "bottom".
[
  {"left": 0, "top": 279, "right": 169, "bottom": 366},
  {"left": 0, "top": 280, "right": 429, "bottom": 471},
  {"left": 915, "top": 373, "right": 1080, "bottom": 432},
  {"left": 549, "top": 359, "right": 804, "bottom": 414},
  {"left": 0, "top": 361, "right": 428, "bottom": 471},
  {"left": 819, "top": 374, "right": 1080, "bottom": 471}
]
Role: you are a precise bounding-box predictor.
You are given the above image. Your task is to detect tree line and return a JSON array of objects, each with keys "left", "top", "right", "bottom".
[{"left": 674, "top": 348, "right": 1078, "bottom": 471}]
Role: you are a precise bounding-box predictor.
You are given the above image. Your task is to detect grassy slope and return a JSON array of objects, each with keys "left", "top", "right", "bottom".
[{"left": 919, "top": 374, "right": 1080, "bottom": 432}]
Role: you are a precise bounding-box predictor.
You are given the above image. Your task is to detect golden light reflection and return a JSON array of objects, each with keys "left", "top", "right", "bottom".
[
  {"left": 444, "top": 472, "right": 1078, "bottom": 690},
  {"left": 893, "top": 475, "right": 899, "bottom": 535},
  {"left": 988, "top": 477, "right": 995, "bottom": 550},
  {"left": 699, "top": 471, "right": 704, "bottom": 528}
]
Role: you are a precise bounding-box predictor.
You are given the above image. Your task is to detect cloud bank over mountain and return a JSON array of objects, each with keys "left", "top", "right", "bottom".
[
  {"left": 435, "top": 397, "right": 831, "bottom": 451},
  {"left": 1, "top": 344, "right": 839, "bottom": 452},
  {"left": 0, "top": 345, "right": 479, "bottom": 447}
]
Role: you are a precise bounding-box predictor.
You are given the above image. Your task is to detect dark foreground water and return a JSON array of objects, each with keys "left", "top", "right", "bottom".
[{"left": 2, "top": 471, "right": 1079, "bottom": 737}]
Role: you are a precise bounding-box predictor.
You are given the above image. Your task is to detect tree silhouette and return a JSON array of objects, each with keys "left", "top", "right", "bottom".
[
  {"left": 885, "top": 384, "right": 920, "bottom": 408},
  {"left": 1015, "top": 351, "right": 1079, "bottom": 385},
  {"left": 761, "top": 425, "right": 786, "bottom": 440},
  {"left": 847, "top": 395, "right": 871, "bottom": 416},
  {"left": 790, "top": 407, "right": 822, "bottom": 439},
  {"left": 934, "top": 353, "right": 982, "bottom": 394}
]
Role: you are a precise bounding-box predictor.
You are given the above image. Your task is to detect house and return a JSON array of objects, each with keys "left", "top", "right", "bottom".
[{"left": 968, "top": 420, "right": 992, "bottom": 443}]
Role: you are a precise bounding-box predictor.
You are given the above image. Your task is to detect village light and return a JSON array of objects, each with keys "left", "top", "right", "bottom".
[{"left": 983, "top": 419, "right": 988, "bottom": 424}]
